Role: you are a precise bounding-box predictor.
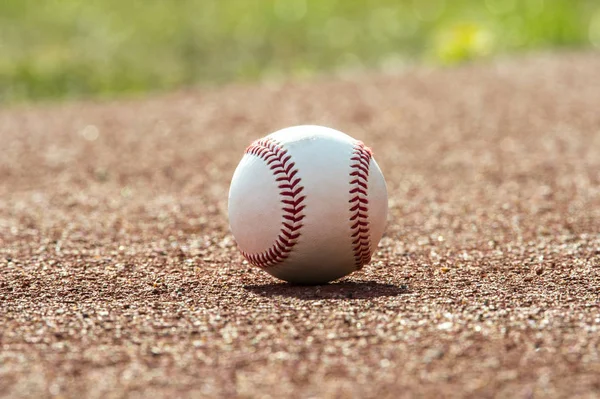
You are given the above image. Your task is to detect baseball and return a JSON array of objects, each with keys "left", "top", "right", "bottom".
[{"left": 228, "top": 125, "right": 388, "bottom": 284}]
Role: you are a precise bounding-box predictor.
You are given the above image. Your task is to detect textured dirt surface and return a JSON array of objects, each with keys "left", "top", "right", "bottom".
[{"left": 1, "top": 52, "right": 599, "bottom": 399}]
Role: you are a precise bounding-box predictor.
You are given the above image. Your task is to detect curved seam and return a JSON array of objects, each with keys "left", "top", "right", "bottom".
[
  {"left": 349, "top": 141, "right": 373, "bottom": 269},
  {"left": 239, "top": 138, "right": 305, "bottom": 268}
]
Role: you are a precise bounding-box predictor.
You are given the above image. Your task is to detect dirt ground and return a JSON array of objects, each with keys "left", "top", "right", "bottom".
[{"left": 1, "top": 52, "right": 599, "bottom": 399}]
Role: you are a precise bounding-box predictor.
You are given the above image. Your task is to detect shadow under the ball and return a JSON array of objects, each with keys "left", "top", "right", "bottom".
[{"left": 243, "top": 281, "right": 409, "bottom": 300}]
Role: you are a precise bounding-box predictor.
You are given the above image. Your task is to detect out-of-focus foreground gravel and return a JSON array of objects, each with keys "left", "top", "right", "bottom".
[{"left": 1, "top": 52, "right": 599, "bottom": 399}]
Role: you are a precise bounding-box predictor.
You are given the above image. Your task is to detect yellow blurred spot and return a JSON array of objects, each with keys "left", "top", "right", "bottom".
[
  {"left": 441, "top": 267, "right": 450, "bottom": 273},
  {"left": 435, "top": 23, "right": 494, "bottom": 65}
]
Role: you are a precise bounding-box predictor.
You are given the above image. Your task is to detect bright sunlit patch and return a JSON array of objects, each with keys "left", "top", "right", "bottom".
[
  {"left": 80, "top": 125, "right": 100, "bottom": 141},
  {"left": 589, "top": 9, "right": 600, "bottom": 48}
]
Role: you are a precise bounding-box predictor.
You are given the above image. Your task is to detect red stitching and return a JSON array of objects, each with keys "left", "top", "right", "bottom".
[
  {"left": 240, "top": 138, "right": 305, "bottom": 268},
  {"left": 349, "top": 141, "right": 373, "bottom": 269}
]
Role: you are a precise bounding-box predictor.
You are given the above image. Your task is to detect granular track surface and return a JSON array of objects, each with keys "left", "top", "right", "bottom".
[{"left": 1, "top": 53, "right": 599, "bottom": 398}]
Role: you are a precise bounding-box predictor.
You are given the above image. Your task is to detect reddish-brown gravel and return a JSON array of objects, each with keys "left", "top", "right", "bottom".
[{"left": 1, "top": 52, "right": 599, "bottom": 399}]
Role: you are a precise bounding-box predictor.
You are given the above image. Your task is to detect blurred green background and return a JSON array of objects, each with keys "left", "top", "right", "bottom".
[{"left": 2, "top": 0, "right": 600, "bottom": 103}]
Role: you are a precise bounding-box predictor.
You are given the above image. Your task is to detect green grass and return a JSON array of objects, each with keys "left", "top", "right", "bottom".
[{"left": 1, "top": 0, "right": 599, "bottom": 103}]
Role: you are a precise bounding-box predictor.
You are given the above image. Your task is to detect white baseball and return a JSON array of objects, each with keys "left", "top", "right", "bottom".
[{"left": 228, "top": 125, "right": 388, "bottom": 284}]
